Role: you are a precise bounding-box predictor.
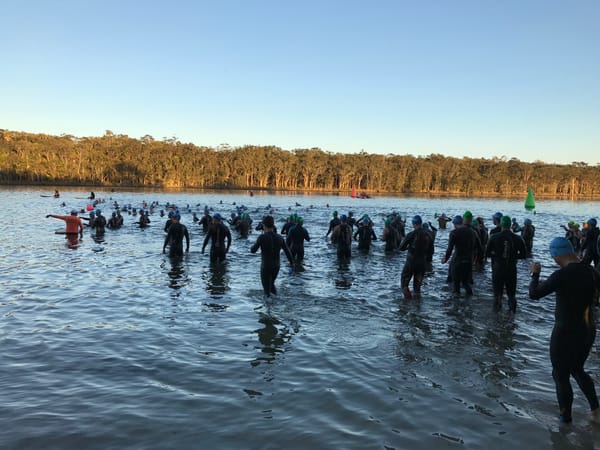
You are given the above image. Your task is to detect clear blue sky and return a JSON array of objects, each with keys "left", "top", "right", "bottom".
[{"left": 1, "top": 0, "right": 598, "bottom": 164}]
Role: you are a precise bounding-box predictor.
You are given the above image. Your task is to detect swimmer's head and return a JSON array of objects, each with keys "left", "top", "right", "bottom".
[
  {"left": 549, "top": 237, "right": 574, "bottom": 258},
  {"left": 501, "top": 216, "right": 511, "bottom": 229}
]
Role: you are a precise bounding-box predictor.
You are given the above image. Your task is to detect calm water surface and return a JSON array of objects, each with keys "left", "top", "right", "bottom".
[{"left": 2, "top": 187, "right": 600, "bottom": 449}]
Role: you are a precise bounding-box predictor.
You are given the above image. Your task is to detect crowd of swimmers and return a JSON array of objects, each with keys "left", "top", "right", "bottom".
[{"left": 45, "top": 196, "right": 600, "bottom": 426}]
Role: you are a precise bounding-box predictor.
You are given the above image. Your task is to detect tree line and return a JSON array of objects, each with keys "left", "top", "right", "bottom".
[{"left": 1, "top": 129, "right": 599, "bottom": 198}]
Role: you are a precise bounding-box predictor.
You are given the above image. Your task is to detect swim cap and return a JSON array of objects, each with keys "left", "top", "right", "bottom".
[
  {"left": 340, "top": 214, "right": 347, "bottom": 222},
  {"left": 173, "top": 213, "right": 181, "bottom": 220},
  {"left": 168, "top": 211, "right": 174, "bottom": 218},
  {"left": 588, "top": 218, "right": 597, "bottom": 227},
  {"left": 549, "top": 237, "right": 574, "bottom": 257},
  {"left": 96, "top": 209, "right": 101, "bottom": 215},
  {"left": 333, "top": 211, "right": 338, "bottom": 217},
  {"left": 297, "top": 217, "right": 303, "bottom": 225},
  {"left": 348, "top": 211, "right": 354, "bottom": 216},
  {"left": 492, "top": 212, "right": 503, "bottom": 221},
  {"left": 213, "top": 213, "right": 222, "bottom": 221},
  {"left": 524, "top": 218, "right": 532, "bottom": 225},
  {"left": 500, "top": 216, "right": 511, "bottom": 228},
  {"left": 70, "top": 209, "right": 78, "bottom": 215},
  {"left": 112, "top": 212, "right": 116, "bottom": 217},
  {"left": 452, "top": 215, "right": 463, "bottom": 225},
  {"left": 463, "top": 210, "right": 473, "bottom": 221},
  {"left": 512, "top": 218, "right": 517, "bottom": 222},
  {"left": 412, "top": 215, "right": 423, "bottom": 225}
]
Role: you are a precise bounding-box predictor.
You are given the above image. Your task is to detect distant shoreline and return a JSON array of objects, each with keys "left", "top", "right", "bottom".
[{"left": 4, "top": 182, "right": 600, "bottom": 201}]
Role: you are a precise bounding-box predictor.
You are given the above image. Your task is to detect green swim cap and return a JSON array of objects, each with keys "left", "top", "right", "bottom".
[
  {"left": 500, "top": 216, "right": 511, "bottom": 228},
  {"left": 463, "top": 210, "right": 473, "bottom": 221},
  {"left": 333, "top": 211, "right": 338, "bottom": 217}
]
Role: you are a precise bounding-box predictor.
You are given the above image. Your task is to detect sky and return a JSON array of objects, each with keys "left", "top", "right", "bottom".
[{"left": 1, "top": 0, "right": 599, "bottom": 164}]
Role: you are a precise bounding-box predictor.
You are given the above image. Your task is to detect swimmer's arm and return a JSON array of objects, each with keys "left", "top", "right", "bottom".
[{"left": 529, "top": 269, "right": 559, "bottom": 300}]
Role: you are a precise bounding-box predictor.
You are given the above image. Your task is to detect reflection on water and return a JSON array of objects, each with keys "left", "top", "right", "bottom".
[{"left": 205, "top": 261, "right": 229, "bottom": 297}]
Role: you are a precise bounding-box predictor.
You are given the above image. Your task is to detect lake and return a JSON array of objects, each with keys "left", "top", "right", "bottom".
[{"left": 2, "top": 186, "right": 600, "bottom": 449}]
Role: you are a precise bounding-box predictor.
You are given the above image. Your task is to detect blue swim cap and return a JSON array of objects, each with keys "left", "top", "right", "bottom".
[
  {"left": 492, "top": 212, "right": 503, "bottom": 221},
  {"left": 412, "top": 215, "right": 422, "bottom": 225},
  {"left": 340, "top": 214, "right": 347, "bottom": 222},
  {"left": 168, "top": 211, "right": 174, "bottom": 218},
  {"left": 213, "top": 213, "right": 222, "bottom": 220},
  {"left": 588, "top": 218, "right": 597, "bottom": 227},
  {"left": 524, "top": 218, "right": 532, "bottom": 225},
  {"left": 549, "top": 237, "right": 574, "bottom": 257},
  {"left": 452, "top": 215, "right": 463, "bottom": 225},
  {"left": 173, "top": 213, "right": 181, "bottom": 220}
]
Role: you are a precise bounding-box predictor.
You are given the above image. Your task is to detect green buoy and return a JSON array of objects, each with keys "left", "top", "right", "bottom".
[{"left": 525, "top": 187, "right": 536, "bottom": 211}]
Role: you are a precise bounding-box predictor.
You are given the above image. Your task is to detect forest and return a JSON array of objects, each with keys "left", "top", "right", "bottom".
[{"left": 1, "top": 129, "right": 599, "bottom": 198}]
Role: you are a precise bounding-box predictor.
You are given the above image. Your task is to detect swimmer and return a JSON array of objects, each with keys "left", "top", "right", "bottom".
[
  {"left": 202, "top": 213, "right": 232, "bottom": 263},
  {"left": 399, "top": 215, "right": 433, "bottom": 299},
  {"left": 529, "top": 237, "right": 600, "bottom": 425},
  {"left": 162, "top": 213, "right": 189, "bottom": 257},
  {"left": 250, "top": 215, "right": 293, "bottom": 297},
  {"left": 47, "top": 209, "right": 84, "bottom": 237},
  {"left": 485, "top": 216, "right": 527, "bottom": 312}
]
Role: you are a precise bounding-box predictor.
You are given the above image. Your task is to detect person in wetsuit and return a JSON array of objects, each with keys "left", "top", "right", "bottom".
[
  {"left": 202, "top": 213, "right": 232, "bottom": 263},
  {"left": 353, "top": 218, "right": 377, "bottom": 252},
  {"left": 199, "top": 210, "right": 213, "bottom": 233},
  {"left": 485, "top": 216, "right": 527, "bottom": 312},
  {"left": 489, "top": 212, "right": 503, "bottom": 238},
  {"left": 326, "top": 211, "right": 341, "bottom": 240},
  {"left": 581, "top": 218, "right": 599, "bottom": 267},
  {"left": 47, "top": 209, "right": 84, "bottom": 237},
  {"left": 442, "top": 215, "right": 482, "bottom": 295},
  {"left": 399, "top": 215, "right": 433, "bottom": 299},
  {"left": 331, "top": 215, "right": 353, "bottom": 260},
  {"left": 162, "top": 213, "right": 189, "bottom": 257},
  {"left": 382, "top": 218, "right": 401, "bottom": 252},
  {"left": 250, "top": 215, "right": 293, "bottom": 297},
  {"left": 286, "top": 217, "right": 310, "bottom": 261},
  {"left": 94, "top": 209, "right": 107, "bottom": 235},
  {"left": 529, "top": 237, "right": 600, "bottom": 425},
  {"left": 520, "top": 218, "right": 535, "bottom": 257}
]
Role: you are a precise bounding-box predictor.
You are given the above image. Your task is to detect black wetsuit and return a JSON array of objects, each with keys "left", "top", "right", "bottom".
[
  {"left": 582, "top": 227, "right": 599, "bottom": 267},
  {"left": 326, "top": 217, "right": 341, "bottom": 239},
  {"left": 202, "top": 222, "right": 232, "bottom": 263},
  {"left": 94, "top": 214, "right": 107, "bottom": 234},
  {"left": 445, "top": 226, "right": 481, "bottom": 294},
  {"left": 485, "top": 229, "right": 527, "bottom": 312},
  {"left": 164, "top": 218, "right": 173, "bottom": 233},
  {"left": 399, "top": 228, "right": 433, "bottom": 292},
  {"left": 529, "top": 262, "right": 600, "bottom": 423},
  {"left": 286, "top": 224, "right": 310, "bottom": 261},
  {"left": 199, "top": 215, "right": 212, "bottom": 233},
  {"left": 521, "top": 224, "right": 535, "bottom": 257},
  {"left": 250, "top": 231, "right": 293, "bottom": 296},
  {"left": 333, "top": 223, "right": 352, "bottom": 259},
  {"left": 354, "top": 225, "right": 377, "bottom": 251},
  {"left": 163, "top": 222, "right": 190, "bottom": 257},
  {"left": 383, "top": 225, "right": 400, "bottom": 252}
]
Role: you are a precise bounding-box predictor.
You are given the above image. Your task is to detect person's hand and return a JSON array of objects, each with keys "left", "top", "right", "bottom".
[
  {"left": 530, "top": 262, "right": 541, "bottom": 275},
  {"left": 201, "top": 248, "right": 205, "bottom": 254},
  {"left": 162, "top": 248, "right": 166, "bottom": 254},
  {"left": 185, "top": 248, "right": 189, "bottom": 253},
  {"left": 46, "top": 214, "right": 50, "bottom": 218}
]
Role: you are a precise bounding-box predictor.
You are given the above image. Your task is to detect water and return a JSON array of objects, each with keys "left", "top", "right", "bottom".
[{"left": 2, "top": 187, "right": 600, "bottom": 449}]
